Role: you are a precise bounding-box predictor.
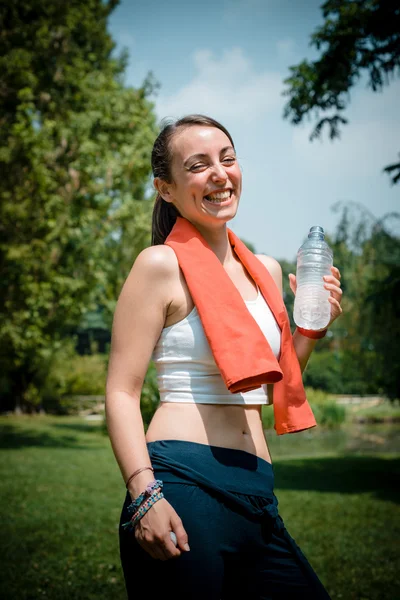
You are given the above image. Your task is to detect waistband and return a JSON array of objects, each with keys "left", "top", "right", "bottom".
[{"left": 147, "top": 440, "right": 277, "bottom": 521}]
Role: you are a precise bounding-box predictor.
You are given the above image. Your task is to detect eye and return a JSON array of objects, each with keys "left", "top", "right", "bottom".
[
  {"left": 222, "top": 156, "right": 236, "bottom": 165},
  {"left": 189, "top": 163, "right": 207, "bottom": 172}
]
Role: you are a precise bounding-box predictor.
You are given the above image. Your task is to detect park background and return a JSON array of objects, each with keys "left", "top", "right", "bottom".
[{"left": 0, "top": 1, "right": 399, "bottom": 599}]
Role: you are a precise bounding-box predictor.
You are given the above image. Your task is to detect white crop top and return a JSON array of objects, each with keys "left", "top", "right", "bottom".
[{"left": 152, "top": 289, "right": 282, "bottom": 405}]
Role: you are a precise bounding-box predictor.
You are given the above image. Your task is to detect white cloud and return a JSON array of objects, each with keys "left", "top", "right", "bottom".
[{"left": 156, "top": 47, "right": 283, "bottom": 124}]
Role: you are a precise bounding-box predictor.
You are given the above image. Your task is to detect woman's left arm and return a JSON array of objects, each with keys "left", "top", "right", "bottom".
[{"left": 289, "top": 266, "right": 343, "bottom": 372}]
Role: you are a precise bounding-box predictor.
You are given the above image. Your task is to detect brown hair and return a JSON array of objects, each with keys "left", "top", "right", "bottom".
[{"left": 151, "top": 114, "right": 235, "bottom": 245}]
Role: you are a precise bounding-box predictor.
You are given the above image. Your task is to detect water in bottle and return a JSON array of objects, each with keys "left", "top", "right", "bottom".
[{"left": 293, "top": 225, "right": 333, "bottom": 330}]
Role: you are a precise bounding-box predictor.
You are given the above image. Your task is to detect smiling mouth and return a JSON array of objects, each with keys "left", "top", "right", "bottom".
[{"left": 204, "top": 190, "right": 232, "bottom": 203}]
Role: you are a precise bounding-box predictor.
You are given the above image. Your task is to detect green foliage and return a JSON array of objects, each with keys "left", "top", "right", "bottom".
[
  {"left": 302, "top": 349, "right": 380, "bottom": 396},
  {"left": 329, "top": 203, "right": 400, "bottom": 400},
  {"left": 34, "top": 339, "right": 159, "bottom": 421},
  {"left": 0, "top": 0, "right": 158, "bottom": 410},
  {"left": 303, "top": 351, "right": 343, "bottom": 392},
  {"left": 139, "top": 362, "right": 161, "bottom": 429},
  {"left": 262, "top": 389, "right": 346, "bottom": 430},
  {"left": 310, "top": 400, "right": 347, "bottom": 429},
  {"left": 283, "top": 0, "right": 400, "bottom": 183},
  {"left": 40, "top": 341, "right": 107, "bottom": 414},
  {"left": 280, "top": 258, "right": 296, "bottom": 329},
  {"left": 261, "top": 405, "right": 275, "bottom": 430},
  {"left": 350, "top": 399, "right": 400, "bottom": 423},
  {"left": 304, "top": 387, "right": 334, "bottom": 405}
]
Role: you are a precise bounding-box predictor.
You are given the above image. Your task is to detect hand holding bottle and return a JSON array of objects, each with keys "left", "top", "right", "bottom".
[
  {"left": 291, "top": 226, "right": 343, "bottom": 331},
  {"left": 289, "top": 265, "right": 343, "bottom": 330}
]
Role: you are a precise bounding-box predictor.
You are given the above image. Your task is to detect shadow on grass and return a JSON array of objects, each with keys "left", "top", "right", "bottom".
[
  {"left": 0, "top": 424, "right": 97, "bottom": 450},
  {"left": 53, "top": 421, "right": 105, "bottom": 434},
  {"left": 273, "top": 455, "right": 400, "bottom": 504}
]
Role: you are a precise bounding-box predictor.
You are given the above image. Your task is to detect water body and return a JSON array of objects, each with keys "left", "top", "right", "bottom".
[{"left": 266, "top": 423, "right": 400, "bottom": 460}]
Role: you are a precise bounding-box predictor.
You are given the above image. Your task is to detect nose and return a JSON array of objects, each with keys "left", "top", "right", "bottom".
[{"left": 210, "top": 162, "right": 228, "bottom": 183}]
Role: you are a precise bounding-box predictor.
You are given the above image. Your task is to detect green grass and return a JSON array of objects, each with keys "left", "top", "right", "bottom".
[
  {"left": 1, "top": 415, "right": 399, "bottom": 600},
  {"left": 0, "top": 416, "right": 125, "bottom": 600}
]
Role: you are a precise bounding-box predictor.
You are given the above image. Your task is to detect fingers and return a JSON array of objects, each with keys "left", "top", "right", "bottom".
[
  {"left": 323, "top": 280, "right": 343, "bottom": 300},
  {"left": 136, "top": 529, "right": 181, "bottom": 561},
  {"left": 170, "top": 514, "right": 190, "bottom": 553},
  {"left": 288, "top": 273, "right": 296, "bottom": 294},
  {"left": 163, "top": 530, "right": 183, "bottom": 557},
  {"left": 328, "top": 296, "right": 343, "bottom": 314},
  {"left": 324, "top": 275, "right": 340, "bottom": 287},
  {"left": 134, "top": 506, "right": 189, "bottom": 561}
]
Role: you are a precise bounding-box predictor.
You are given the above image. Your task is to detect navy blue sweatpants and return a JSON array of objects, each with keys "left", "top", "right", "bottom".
[{"left": 119, "top": 440, "right": 331, "bottom": 599}]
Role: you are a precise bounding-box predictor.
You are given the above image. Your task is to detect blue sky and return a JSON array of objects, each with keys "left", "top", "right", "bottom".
[{"left": 108, "top": 0, "right": 399, "bottom": 261}]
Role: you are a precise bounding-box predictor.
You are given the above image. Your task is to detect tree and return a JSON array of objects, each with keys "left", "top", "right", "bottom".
[
  {"left": 357, "top": 212, "right": 400, "bottom": 399},
  {"left": 0, "top": 0, "right": 158, "bottom": 411},
  {"left": 283, "top": 0, "right": 400, "bottom": 184},
  {"left": 329, "top": 202, "right": 399, "bottom": 399}
]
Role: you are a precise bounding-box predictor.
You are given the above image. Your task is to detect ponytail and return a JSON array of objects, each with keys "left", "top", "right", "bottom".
[{"left": 151, "top": 195, "right": 180, "bottom": 245}]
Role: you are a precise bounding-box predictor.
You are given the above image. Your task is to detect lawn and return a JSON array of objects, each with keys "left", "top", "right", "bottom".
[{"left": 0, "top": 415, "right": 399, "bottom": 600}]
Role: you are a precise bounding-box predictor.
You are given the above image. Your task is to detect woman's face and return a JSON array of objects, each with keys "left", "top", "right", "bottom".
[{"left": 157, "top": 125, "right": 242, "bottom": 228}]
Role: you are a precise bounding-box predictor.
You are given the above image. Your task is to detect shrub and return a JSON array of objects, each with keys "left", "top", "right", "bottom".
[
  {"left": 262, "top": 387, "right": 346, "bottom": 430},
  {"left": 261, "top": 405, "right": 275, "bottom": 430},
  {"left": 310, "top": 400, "right": 346, "bottom": 428},
  {"left": 40, "top": 339, "right": 107, "bottom": 413},
  {"left": 140, "top": 362, "right": 160, "bottom": 429},
  {"left": 303, "top": 351, "right": 343, "bottom": 393}
]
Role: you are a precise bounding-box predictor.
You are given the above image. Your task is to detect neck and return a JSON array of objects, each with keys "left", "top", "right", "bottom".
[{"left": 194, "top": 221, "right": 235, "bottom": 265}]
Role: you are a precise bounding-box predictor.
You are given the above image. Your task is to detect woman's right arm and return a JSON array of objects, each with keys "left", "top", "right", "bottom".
[{"left": 105, "top": 245, "right": 189, "bottom": 560}]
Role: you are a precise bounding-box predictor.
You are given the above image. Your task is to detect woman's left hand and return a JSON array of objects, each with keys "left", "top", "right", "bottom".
[{"left": 288, "top": 266, "right": 343, "bottom": 328}]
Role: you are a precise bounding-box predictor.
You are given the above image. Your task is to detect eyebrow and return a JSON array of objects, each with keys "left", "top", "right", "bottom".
[{"left": 183, "top": 146, "right": 235, "bottom": 167}]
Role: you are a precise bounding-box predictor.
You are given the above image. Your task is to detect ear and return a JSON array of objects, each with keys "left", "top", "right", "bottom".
[{"left": 154, "top": 177, "right": 174, "bottom": 204}]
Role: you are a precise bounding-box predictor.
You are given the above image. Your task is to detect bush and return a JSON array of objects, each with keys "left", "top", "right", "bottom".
[
  {"left": 303, "top": 349, "right": 386, "bottom": 397},
  {"left": 310, "top": 400, "right": 346, "bottom": 428},
  {"left": 262, "top": 387, "right": 346, "bottom": 430},
  {"left": 40, "top": 339, "right": 107, "bottom": 413},
  {"left": 303, "top": 351, "right": 343, "bottom": 393},
  {"left": 140, "top": 362, "right": 160, "bottom": 429},
  {"left": 261, "top": 405, "right": 275, "bottom": 430}
]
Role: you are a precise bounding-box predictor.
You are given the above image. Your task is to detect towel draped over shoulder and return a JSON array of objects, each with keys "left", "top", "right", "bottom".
[{"left": 165, "top": 217, "right": 317, "bottom": 435}]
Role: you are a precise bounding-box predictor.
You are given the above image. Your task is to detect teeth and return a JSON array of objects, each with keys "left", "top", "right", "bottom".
[{"left": 205, "top": 190, "right": 231, "bottom": 202}]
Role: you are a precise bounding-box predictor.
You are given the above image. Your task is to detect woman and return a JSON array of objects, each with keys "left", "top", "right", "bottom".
[{"left": 105, "top": 114, "right": 342, "bottom": 599}]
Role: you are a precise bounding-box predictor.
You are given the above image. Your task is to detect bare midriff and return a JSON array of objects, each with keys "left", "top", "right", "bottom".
[{"left": 145, "top": 402, "right": 272, "bottom": 464}]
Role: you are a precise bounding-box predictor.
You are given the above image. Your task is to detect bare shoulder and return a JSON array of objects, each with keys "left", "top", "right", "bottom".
[
  {"left": 117, "top": 244, "right": 179, "bottom": 308},
  {"left": 131, "top": 244, "right": 179, "bottom": 279},
  {"left": 256, "top": 254, "right": 283, "bottom": 295}
]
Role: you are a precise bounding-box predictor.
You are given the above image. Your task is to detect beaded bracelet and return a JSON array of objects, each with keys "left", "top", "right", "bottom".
[
  {"left": 122, "top": 489, "right": 164, "bottom": 530},
  {"left": 131, "top": 490, "right": 164, "bottom": 527},
  {"left": 126, "top": 479, "right": 163, "bottom": 514}
]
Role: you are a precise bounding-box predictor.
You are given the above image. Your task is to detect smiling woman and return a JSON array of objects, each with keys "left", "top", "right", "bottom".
[
  {"left": 154, "top": 123, "right": 241, "bottom": 233},
  {"left": 105, "top": 114, "right": 343, "bottom": 599},
  {"left": 151, "top": 115, "right": 242, "bottom": 245}
]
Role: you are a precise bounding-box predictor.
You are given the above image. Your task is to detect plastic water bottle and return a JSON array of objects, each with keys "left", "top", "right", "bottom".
[{"left": 293, "top": 226, "right": 333, "bottom": 330}]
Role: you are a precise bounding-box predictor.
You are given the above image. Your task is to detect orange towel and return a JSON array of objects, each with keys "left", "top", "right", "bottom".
[{"left": 165, "top": 217, "right": 316, "bottom": 435}]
